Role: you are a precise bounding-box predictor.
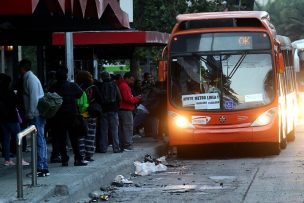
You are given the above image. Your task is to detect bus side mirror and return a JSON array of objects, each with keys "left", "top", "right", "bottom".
[
  {"left": 158, "top": 60, "right": 167, "bottom": 82},
  {"left": 278, "top": 53, "right": 285, "bottom": 74}
]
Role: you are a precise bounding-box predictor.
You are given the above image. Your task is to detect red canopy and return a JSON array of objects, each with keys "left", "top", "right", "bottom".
[{"left": 52, "top": 31, "right": 169, "bottom": 46}]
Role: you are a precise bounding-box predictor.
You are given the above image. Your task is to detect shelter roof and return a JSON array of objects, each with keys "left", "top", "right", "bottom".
[{"left": 52, "top": 31, "right": 169, "bottom": 46}]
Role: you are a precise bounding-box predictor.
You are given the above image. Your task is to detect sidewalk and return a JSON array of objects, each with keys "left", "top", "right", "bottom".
[{"left": 0, "top": 137, "right": 167, "bottom": 203}]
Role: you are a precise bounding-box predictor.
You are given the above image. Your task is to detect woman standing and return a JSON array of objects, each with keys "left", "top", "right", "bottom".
[
  {"left": 76, "top": 71, "right": 102, "bottom": 162},
  {"left": 0, "top": 73, "right": 28, "bottom": 166}
]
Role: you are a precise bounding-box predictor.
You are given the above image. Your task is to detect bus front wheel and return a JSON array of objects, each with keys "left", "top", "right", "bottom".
[
  {"left": 287, "top": 123, "right": 296, "bottom": 141},
  {"left": 268, "top": 142, "right": 281, "bottom": 155}
]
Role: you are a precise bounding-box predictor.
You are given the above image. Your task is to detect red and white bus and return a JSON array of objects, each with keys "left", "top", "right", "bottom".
[
  {"left": 158, "top": 11, "right": 297, "bottom": 154},
  {"left": 292, "top": 39, "right": 304, "bottom": 121}
]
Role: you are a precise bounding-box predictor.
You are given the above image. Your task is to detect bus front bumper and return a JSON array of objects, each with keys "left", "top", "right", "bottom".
[{"left": 168, "top": 124, "right": 279, "bottom": 146}]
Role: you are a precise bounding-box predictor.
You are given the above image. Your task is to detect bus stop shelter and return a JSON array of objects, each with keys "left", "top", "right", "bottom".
[
  {"left": 0, "top": 0, "right": 130, "bottom": 81},
  {"left": 51, "top": 30, "right": 169, "bottom": 79}
]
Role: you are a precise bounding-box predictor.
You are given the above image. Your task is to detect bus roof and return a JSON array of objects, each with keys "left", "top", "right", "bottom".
[
  {"left": 176, "top": 11, "right": 269, "bottom": 23},
  {"left": 173, "top": 11, "right": 275, "bottom": 37},
  {"left": 292, "top": 39, "right": 304, "bottom": 49}
]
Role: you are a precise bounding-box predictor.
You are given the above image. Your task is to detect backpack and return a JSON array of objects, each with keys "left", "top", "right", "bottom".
[
  {"left": 77, "top": 91, "right": 89, "bottom": 114},
  {"left": 86, "top": 85, "right": 102, "bottom": 117},
  {"left": 0, "top": 99, "right": 10, "bottom": 120},
  {"left": 100, "top": 82, "right": 117, "bottom": 104},
  {"left": 37, "top": 92, "right": 63, "bottom": 119}
]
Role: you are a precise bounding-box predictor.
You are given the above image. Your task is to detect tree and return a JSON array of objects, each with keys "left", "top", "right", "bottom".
[
  {"left": 264, "top": 0, "right": 304, "bottom": 41},
  {"left": 132, "top": 0, "right": 223, "bottom": 76}
]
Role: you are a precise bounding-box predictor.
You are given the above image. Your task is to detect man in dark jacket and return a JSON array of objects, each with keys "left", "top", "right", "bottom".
[
  {"left": 133, "top": 82, "right": 166, "bottom": 138},
  {"left": 49, "top": 67, "right": 87, "bottom": 166},
  {"left": 97, "top": 71, "right": 122, "bottom": 153}
]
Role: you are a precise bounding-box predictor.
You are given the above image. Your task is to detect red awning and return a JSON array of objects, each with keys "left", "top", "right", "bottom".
[{"left": 52, "top": 31, "right": 169, "bottom": 46}]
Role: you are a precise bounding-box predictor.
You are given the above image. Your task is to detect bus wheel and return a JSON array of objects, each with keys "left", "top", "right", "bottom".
[
  {"left": 177, "top": 146, "right": 190, "bottom": 157},
  {"left": 287, "top": 123, "right": 296, "bottom": 141},
  {"left": 280, "top": 136, "right": 287, "bottom": 149},
  {"left": 268, "top": 143, "right": 281, "bottom": 155},
  {"left": 280, "top": 122, "right": 287, "bottom": 149},
  {"left": 287, "top": 129, "right": 295, "bottom": 141}
]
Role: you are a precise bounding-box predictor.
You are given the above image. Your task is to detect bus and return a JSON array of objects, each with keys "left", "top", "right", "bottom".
[
  {"left": 158, "top": 11, "right": 297, "bottom": 154},
  {"left": 276, "top": 35, "right": 297, "bottom": 141},
  {"left": 292, "top": 39, "right": 304, "bottom": 120}
]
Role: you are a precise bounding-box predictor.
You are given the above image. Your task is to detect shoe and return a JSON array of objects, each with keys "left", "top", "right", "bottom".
[
  {"left": 123, "top": 146, "right": 133, "bottom": 151},
  {"left": 50, "top": 156, "right": 62, "bottom": 163},
  {"left": 26, "top": 170, "right": 49, "bottom": 178},
  {"left": 62, "top": 162, "right": 68, "bottom": 166},
  {"left": 37, "top": 169, "right": 46, "bottom": 177},
  {"left": 85, "top": 157, "right": 94, "bottom": 162},
  {"left": 22, "top": 160, "right": 30, "bottom": 166},
  {"left": 61, "top": 156, "right": 69, "bottom": 166},
  {"left": 113, "top": 149, "right": 123, "bottom": 153},
  {"left": 37, "top": 172, "right": 45, "bottom": 177},
  {"left": 74, "top": 160, "right": 88, "bottom": 166},
  {"left": 4, "top": 160, "right": 15, "bottom": 166},
  {"left": 43, "top": 169, "right": 50, "bottom": 176}
]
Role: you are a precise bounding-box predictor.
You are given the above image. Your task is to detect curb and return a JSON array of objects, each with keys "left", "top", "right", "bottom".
[{"left": 39, "top": 140, "right": 168, "bottom": 203}]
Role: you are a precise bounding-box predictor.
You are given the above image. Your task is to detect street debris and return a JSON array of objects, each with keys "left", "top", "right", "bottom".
[
  {"left": 88, "top": 191, "right": 100, "bottom": 199},
  {"left": 111, "top": 175, "right": 133, "bottom": 187},
  {"left": 134, "top": 155, "right": 168, "bottom": 176},
  {"left": 99, "top": 195, "right": 109, "bottom": 201}
]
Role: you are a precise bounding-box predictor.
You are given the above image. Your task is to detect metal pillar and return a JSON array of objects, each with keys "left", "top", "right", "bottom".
[
  {"left": 1, "top": 46, "right": 5, "bottom": 73},
  {"left": 16, "top": 125, "right": 37, "bottom": 199},
  {"left": 65, "top": 32, "right": 74, "bottom": 81}
]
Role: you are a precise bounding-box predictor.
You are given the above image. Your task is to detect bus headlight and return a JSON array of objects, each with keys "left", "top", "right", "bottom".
[
  {"left": 168, "top": 111, "right": 195, "bottom": 129},
  {"left": 251, "top": 108, "right": 277, "bottom": 127}
]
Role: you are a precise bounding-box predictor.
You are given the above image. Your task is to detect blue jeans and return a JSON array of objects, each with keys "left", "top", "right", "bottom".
[
  {"left": 133, "top": 109, "right": 149, "bottom": 133},
  {"left": 28, "top": 116, "right": 48, "bottom": 170},
  {"left": 0, "top": 122, "right": 20, "bottom": 161},
  {"left": 99, "top": 112, "right": 120, "bottom": 152}
]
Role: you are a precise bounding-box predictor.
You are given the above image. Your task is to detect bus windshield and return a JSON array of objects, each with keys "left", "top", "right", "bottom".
[{"left": 170, "top": 53, "right": 274, "bottom": 111}]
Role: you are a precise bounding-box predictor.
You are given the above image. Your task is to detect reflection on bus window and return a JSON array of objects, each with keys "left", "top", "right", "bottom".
[
  {"left": 170, "top": 53, "right": 273, "bottom": 111},
  {"left": 263, "top": 70, "right": 274, "bottom": 103}
]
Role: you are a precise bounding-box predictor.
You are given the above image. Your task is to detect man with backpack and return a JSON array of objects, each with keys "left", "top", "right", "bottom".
[
  {"left": 18, "top": 59, "right": 49, "bottom": 176},
  {"left": 96, "top": 71, "right": 122, "bottom": 153},
  {"left": 49, "top": 67, "right": 87, "bottom": 166}
]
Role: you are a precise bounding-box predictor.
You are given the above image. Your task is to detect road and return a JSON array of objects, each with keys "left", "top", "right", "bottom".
[{"left": 102, "top": 124, "right": 304, "bottom": 203}]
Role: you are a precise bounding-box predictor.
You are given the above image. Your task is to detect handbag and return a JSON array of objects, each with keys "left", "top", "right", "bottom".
[
  {"left": 87, "top": 100, "right": 102, "bottom": 118},
  {"left": 71, "top": 114, "right": 87, "bottom": 137},
  {"left": 16, "top": 108, "right": 23, "bottom": 124}
]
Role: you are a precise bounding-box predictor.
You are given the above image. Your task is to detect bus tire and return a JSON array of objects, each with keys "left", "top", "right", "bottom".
[
  {"left": 268, "top": 143, "right": 281, "bottom": 155},
  {"left": 177, "top": 146, "right": 185, "bottom": 157},
  {"left": 280, "top": 136, "right": 287, "bottom": 149},
  {"left": 287, "top": 124, "right": 296, "bottom": 142},
  {"left": 279, "top": 120, "right": 287, "bottom": 149}
]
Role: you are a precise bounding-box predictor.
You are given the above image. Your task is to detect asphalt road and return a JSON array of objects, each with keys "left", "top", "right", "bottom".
[{"left": 99, "top": 124, "right": 304, "bottom": 203}]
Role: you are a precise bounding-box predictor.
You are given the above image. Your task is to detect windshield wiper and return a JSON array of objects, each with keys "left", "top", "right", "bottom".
[{"left": 228, "top": 52, "right": 247, "bottom": 78}]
